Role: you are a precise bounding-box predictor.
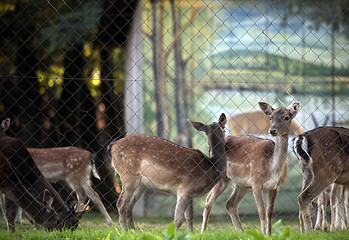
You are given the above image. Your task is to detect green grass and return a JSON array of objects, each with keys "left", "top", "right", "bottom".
[{"left": 1, "top": 212, "right": 349, "bottom": 239}]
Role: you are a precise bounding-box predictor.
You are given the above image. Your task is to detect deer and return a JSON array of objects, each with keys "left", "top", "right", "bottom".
[
  {"left": 201, "top": 101, "right": 301, "bottom": 235},
  {"left": 307, "top": 114, "right": 349, "bottom": 232},
  {"left": 293, "top": 126, "right": 349, "bottom": 233},
  {"left": 0, "top": 118, "right": 84, "bottom": 230},
  {"left": 108, "top": 113, "right": 227, "bottom": 231},
  {"left": 14, "top": 147, "right": 113, "bottom": 226},
  {"left": 227, "top": 110, "right": 303, "bottom": 136},
  {"left": 0, "top": 150, "right": 61, "bottom": 231}
]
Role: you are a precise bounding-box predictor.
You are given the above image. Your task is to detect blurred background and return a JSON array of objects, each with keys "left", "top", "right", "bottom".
[{"left": 0, "top": 0, "right": 348, "bottom": 229}]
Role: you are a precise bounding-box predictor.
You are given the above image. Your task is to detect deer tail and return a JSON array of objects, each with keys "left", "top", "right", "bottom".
[
  {"left": 107, "top": 133, "right": 127, "bottom": 173},
  {"left": 90, "top": 153, "right": 101, "bottom": 180},
  {"left": 293, "top": 134, "right": 313, "bottom": 168},
  {"left": 107, "top": 132, "right": 127, "bottom": 158}
]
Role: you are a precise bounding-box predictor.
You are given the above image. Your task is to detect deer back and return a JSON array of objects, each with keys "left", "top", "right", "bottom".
[
  {"left": 27, "top": 147, "right": 93, "bottom": 182},
  {"left": 110, "top": 134, "right": 216, "bottom": 195},
  {"left": 225, "top": 135, "right": 279, "bottom": 186},
  {"left": 294, "top": 126, "right": 349, "bottom": 184},
  {"left": 110, "top": 113, "right": 227, "bottom": 197}
]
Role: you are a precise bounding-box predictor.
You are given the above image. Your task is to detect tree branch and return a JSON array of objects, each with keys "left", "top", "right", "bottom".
[{"left": 164, "top": 7, "right": 200, "bottom": 61}]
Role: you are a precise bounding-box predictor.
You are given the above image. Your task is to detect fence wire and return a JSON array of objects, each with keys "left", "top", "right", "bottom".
[{"left": 0, "top": 0, "right": 349, "bottom": 233}]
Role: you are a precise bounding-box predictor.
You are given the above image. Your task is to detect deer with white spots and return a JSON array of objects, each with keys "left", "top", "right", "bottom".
[
  {"left": 293, "top": 126, "right": 349, "bottom": 233},
  {"left": 201, "top": 102, "right": 300, "bottom": 235},
  {"left": 109, "top": 113, "right": 227, "bottom": 231},
  {"left": 15, "top": 147, "right": 113, "bottom": 225}
]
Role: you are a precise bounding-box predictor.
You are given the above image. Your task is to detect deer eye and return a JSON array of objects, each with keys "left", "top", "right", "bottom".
[{"left": 284, "top": 116, "right": 290, "bottom": 121}]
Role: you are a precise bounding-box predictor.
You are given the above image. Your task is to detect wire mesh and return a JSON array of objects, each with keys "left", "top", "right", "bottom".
[{"left": 0, "top": 0, "right": 348, "bottom": 233}]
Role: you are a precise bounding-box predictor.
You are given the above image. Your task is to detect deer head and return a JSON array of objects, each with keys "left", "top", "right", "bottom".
[
  {"left": 259, "top": 102, "right": 300, "bottom": 136},
  {"left": 189, "top": 113, "right": 227, "bottom": 160},
  {"left": 0, "top": 118, "right": 10, "bottom": 137}
]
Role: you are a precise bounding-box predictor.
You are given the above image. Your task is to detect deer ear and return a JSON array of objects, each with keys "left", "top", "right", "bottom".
[
  {"left": 66, "top": 191, "right": 79, "bottom": 211},
  {"left": 1, "top": 118, "right": 10, "bottom": 133},
  {"left": 258, "top": 102, "right": 274, "bottom": 115},
  {"left": 188, "top": 119, "right": 208, "bottom": 133},
  {"left": 43, "top": 189, "right": 54, "bottom": 210},
  {"left": 290, "top": 102, "right": 301, "bottom": 119},
  {"left": 218, "top": 113, "right": 227, "bottom": 129}
]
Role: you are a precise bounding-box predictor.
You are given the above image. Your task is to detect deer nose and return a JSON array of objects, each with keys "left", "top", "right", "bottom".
[{"left": 269, "top": 129, "right": 277, "bottom": 136}]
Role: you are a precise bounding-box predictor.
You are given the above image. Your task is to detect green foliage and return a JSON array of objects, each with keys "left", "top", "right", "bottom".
[
  {"left": 209, "top": 49, "right": 349, "bottom": 77},
  {"left": 39, "top": 0, "right": 102, "bottom": 52},
  {"left": 284, "top": 0, "right": 349, "bottom": 38},
  {"left": 2, "top": 218, "right": 349, "bottom": 240},
  {"left": 272, "top": 220, "right": 290, "bottom": 240},
  {"left": 245, "top": 220, "right": 290, "bottom": 240},
  {"left": 138, "top": 222, "right": 191, "bottom": 240}
]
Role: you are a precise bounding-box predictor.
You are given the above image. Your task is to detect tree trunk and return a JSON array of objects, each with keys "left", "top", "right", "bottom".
[
  {"left": 151, "top": 0, "right": 165, "bottom": 138},
  {"left": 159, "top": 0, "right": 171, "bottom": 139},
  {"left": 16, "top": 44, "right": 41, "bottom": 147},
  {"left": 170, "top": 0, "right": 188, "bottom": 146},
  {"left": 93, "top": 0, "right": 137, "bottom": 212},
  {"left": 57, "top": 43, "right": 85, "bottom": 147},
  {"left": 94, "top": 47, "right": 124, "bottom": 211},
  {"left": 80, "top": 81, "right": 98, "bottom": 152}
]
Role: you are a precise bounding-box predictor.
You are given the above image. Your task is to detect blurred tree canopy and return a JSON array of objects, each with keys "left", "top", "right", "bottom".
[
  {"left": 284, "top": 0, "right": 349, "bottom": 37},
  {"left": 0, "top": 0, "right": 139, "bottom": 211}
]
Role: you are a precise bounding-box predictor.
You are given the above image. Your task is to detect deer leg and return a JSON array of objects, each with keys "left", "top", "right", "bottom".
[
  {"left": 344, "top": 186, "right": 349, "bottom": 229},
  {"left": 338, "top": 185, "right": 345, "bottom": 230},
  {"left": 310, "top": 200, "right": 318, "bottom": 230},
  {"left": 4, "top": 197, "right": 16, "bottom": 232},
  {"left": 0, "top": 193, "right": 7, "bottom": 221},
  {"left": 15, "top": 207, "right": 23, "bottom": 223},
  {"left": 174, "top": 193, "right": 190, "bottom": 231},
  {"left": 266, "top": 187, "right": 279, "bottom": 235},
  {"left": 252, "top": 184, "right": 267, "bottom": 235},
  {"left": 314, "top": 193, "right": 321, "bottom": 230},
  {"left": 330, "top": 184, "right": 337, "bottom": 232},
  {"left": 82, "top": 180, "right": 113, "bottom": 226},
  {"left": 225, "top": 185, "right": 249, "bottom": 232},
  {"left": 201, "top": 177, "right": 229, "bottom": 232},
  {"left": 322, "top": 191, "right": 329, "bottom": 231},
  {"left": 341, "top": 185, "right": 348, "bottom": 230},
  {"left": 299, "top": 190, "right": 323, "bottom": 233},
  {"left": 117, "top": 185, "right": 137, "bottom": 230},
  {"left": 330, "top": 184, "right": 342, "bottom": 231},
  {"left": 299, "top": 208, "right": 305, "bottom": 233},
  {"left": 314, "top": 191, "right": 328, "bottom": 231},
  {"left": 185, "top": 198, "right": 193, "bottom": 232},
  {"left": 298, "top": 174, "right": 337, "bottom": 233},
  {"left": 298, "top": 165, "right": 315, "bottom": 233},
  {"left": 126, "top": 185, "right": 146, "bottom": 230}
]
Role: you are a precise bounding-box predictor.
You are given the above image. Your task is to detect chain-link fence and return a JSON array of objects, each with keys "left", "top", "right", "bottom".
[{"left": 0, "top": 0, "right": 348, "bottom": 232}]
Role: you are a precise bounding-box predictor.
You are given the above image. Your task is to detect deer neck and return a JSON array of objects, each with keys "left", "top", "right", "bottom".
[
  {"left": 25, "top": 203, "right": 45, "bottom": 221},
  {"left": 271, "top": 134, "right": 289, "bottom": 175},
  {"left": 16, "top": 194, "right": 49, "bottom": 224},
  {"left": 209, "top": 140, "right": 227, "bottom": 177}
]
